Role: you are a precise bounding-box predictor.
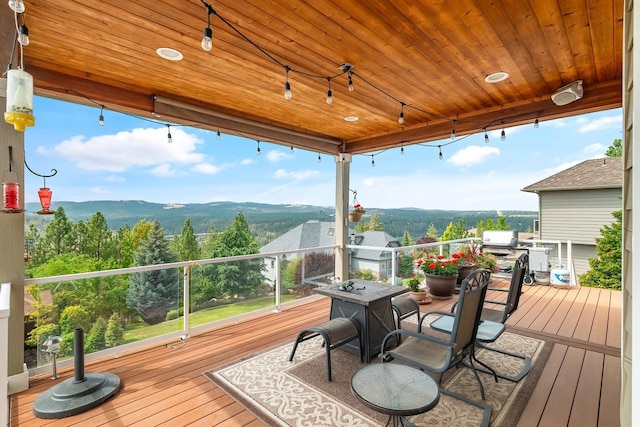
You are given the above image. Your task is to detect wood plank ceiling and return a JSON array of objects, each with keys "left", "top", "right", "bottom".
[{"left": 4, "top": 0, "right": 623, "bottom": 154}]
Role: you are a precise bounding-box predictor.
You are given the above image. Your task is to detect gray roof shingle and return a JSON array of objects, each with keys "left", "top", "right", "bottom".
[{"left": 521, "top": 157, "right": 622, "bottom": 193}]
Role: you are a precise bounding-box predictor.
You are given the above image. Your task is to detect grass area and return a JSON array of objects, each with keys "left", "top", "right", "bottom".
[{"left": 123, "top": 295, "right": 298, "bottom": 343}]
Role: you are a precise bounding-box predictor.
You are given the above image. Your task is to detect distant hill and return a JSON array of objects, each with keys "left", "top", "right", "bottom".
[{"left": 25, "top": 200, "right": 538, "bottom": 242}]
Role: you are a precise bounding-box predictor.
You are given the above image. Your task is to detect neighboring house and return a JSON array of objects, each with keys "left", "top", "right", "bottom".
[
  {"left": 522, "top": 157, "right": 622, "bottom": 281},
  {"left": 259, "top": 220, "right": 401, "bottom": 283}
]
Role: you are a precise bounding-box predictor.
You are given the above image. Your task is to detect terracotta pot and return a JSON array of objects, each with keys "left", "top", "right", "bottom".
[
  {"left": 457, "top": 264, "right": 478, "bottom": 285},
  {"left": 348, "top": 211, "right": 362, "bottom": 222},
  {"left": 424, "top": 273, "right": 458, "bottom": 299},
  {"left": 408, "top": 290, "right": 428, "bottom": 302}
]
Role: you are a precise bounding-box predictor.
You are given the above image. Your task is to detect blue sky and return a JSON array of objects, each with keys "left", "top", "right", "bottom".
[{"left": 23, "top": 96, "right": 622, "bottom": 211}]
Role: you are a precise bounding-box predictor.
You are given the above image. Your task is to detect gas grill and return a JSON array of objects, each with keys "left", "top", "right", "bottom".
[{"left": 480, "top": 230, "right": 520, "bottom": 256}]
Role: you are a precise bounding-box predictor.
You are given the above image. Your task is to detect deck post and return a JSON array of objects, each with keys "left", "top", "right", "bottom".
[{"left": 334, "top": 154, "right": 351, "bottom": 282}]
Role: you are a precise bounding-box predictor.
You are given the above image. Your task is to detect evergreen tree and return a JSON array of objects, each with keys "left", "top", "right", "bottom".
[
  {"left": 172, "top": 218, "right": 200, "bottom": 261},
  {"left": 401, "top": 230, "right": 414, "bottom": 246},
  {"left": 426, "top": 224, "right": 439, "bottom": 239},
  {"left": 201, "top": 213, "right": 264, "bottom": 298},
  {"left": 86, "top": 316, "right": 107, "bottom": 352},
  {"left": 441, "top": 219, "right": 469, "bottom": 241},
  {"left": 84, "top": 212, "right": 114, "bottom": 261},
  {"left": 127, "top": 221, "right": 180, "bottom": 324},
  {"left": 40, "top": 207, "right": 76, "bottom": 258},
  {"left": 355, "top": 213, "right": 384, "bottom": 232},
  {"left": 105, "top": 313, "right": 125, "bottom": 348},
  {"left": 578, "top": 210, "right": 622, "bottom": 289}
]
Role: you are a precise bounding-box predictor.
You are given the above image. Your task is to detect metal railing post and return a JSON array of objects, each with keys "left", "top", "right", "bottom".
[
  {"left": 183, "top": 265, "right": 190, "bottom": 338},
  {"left": 1, "top": 282, "right": 11, "bottom": 427},
  {"left": 274, "top": 256, "right": 281, "bottom": 311}
]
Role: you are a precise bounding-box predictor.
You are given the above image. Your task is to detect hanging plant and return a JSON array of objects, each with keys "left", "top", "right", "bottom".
[{"left": 348, "top": 189, "right": 365, "bottom": 222}]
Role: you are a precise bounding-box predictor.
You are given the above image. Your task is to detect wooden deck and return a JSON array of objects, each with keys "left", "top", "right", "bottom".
[{"left": 10, "top": 280, "right": 621, "bottom": 426}]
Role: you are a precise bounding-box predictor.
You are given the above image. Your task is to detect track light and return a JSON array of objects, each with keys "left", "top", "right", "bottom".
[
  {"left": 167, "top": 125, "right": 172, "bottom": 143},
  {"left": 8, "top": 0, "right": 24, "bottom": 13},
  {"left": 326, "top": 78, "right": 333, "bottom": 104},
  {"left": 201, "top": 1, "right": 215, "bottom": 51},
  {"left": 18, "top": 24, "right": 29, "bottom": 46},
  {"left": 398, "top": 103, "right": 405, "bottom": 124},
  {"left": 450, "top": 119, "right": 456, "bottom": 139},
  {"left": 98, "top": 106, "right": 104, "bottom": 126},
  {"left": 283, "top": 66, "right": 292, "bottom": 100},
  {"left": 438, "top": 146, "right": 443, "bottom": 160}
]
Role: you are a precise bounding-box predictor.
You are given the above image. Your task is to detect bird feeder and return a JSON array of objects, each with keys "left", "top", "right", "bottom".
[
  {"left": 4, "top": 68, "right": 35, "bottom": 132},
  {"left": 2, "top": 146, "right": 22, "bottom": 213}
]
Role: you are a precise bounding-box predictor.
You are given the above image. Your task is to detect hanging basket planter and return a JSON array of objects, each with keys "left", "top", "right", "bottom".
[{"left": 348, "top": 211, "right": 362, "bottom": 222}]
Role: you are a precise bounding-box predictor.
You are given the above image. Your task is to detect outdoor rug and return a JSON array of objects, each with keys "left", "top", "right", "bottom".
[{"left": 204, "top": 318, "right": 551, "bottom": 427}]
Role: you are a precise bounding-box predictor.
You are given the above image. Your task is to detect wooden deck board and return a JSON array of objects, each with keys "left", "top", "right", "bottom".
[{"left": 10, "top": 286, "right": 621, "bottom": 427}]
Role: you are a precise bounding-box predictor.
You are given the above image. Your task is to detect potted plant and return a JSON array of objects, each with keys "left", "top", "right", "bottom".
[
  {"left": 406, "top": 273, "right": 428, "bottom": 302},
  {"left": 349, "top": 203, "right": 366, "bottom": 222},
  {"left": 476, "top": 252, "right": 498, "bottom": 273},
  {"left": 417, "top": 254, "right": 459, "bottom": 299}
]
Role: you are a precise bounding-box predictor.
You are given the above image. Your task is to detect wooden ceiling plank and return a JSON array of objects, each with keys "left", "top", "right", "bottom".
[
  {"left": 558, "top": 0, "right": 598, "bottom": 83},
  {"left": 586, "top": 0, "right": 622, "bottom": 81}
]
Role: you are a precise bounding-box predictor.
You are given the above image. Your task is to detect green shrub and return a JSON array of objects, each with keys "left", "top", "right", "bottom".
[{"left": 166, "top": 310, "right": 179, "bottom": 321}]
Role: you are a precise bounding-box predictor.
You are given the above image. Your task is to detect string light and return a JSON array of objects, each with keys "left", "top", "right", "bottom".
[
  {"left": 216, "top": 129, "right": 221, "bottom": 140},
  {"left": 398, "top": 103, "right": 405, "bottom": 124},
  {"left": 290, "top": 146, "right": 294, "bottom": 153},
  {"left": 201, "top": 1, "right": 214, "bottom": 51},
  {"left": 371, "top": 155, "right": 375, "bottom": 167},
  {"left": 326, "top": 78, "right": 333, "bottom": 104},
  {"left": 501, "top": 121, "right": 506, "bottom": 141},
  {"left": 317, "top": 153, "right": 321, "bottom": 163},
  {"left": 534, "top": 117, "right": 539, "bottom": 128},
  {"left": 98, "top": 105, "right": 105, "bottom": 126},
  {"left": 400, "top": 145, "right": 404, "bottom": 155},
  {"left": 256, "top": 140, "right": 261, "bottom": 155},
  {"left": 348, "top": 71, "right": 354, "bottom": 92},
  {"left": 167, "top": 125, "right": 172, "bottom": 143},
  {"left": 450, "top": 119, "right": 456, "bottom": 139},
  {"left": 438, "top": 145, "right": 443, "bottom": 160},
  {"left": 18, "top": 24, "right": 29, "bottom": 46},
  {"left": 484, "top": 129, "right": 489, "bottom": 143},
  {"left": 283, "top": 66, "right": 292, "bottom": 100}
]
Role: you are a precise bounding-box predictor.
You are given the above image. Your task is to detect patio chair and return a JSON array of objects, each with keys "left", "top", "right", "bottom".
[
  {"left": 380, "top": 269, "right": 492, "bottom": 401},
  {"left": 431, "top": 252, "right": 531, "bottom": 382}
]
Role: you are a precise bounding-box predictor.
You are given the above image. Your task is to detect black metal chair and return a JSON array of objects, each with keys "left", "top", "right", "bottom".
[
  {"left": 431, "top": 252, "right": 531, "bottom": 382},
  {"left": 380, "top": 269, "right": 492, "bottom": 402}
]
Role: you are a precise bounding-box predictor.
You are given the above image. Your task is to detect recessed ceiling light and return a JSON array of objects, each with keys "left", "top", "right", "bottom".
[
  {"left": 344, "top": 116, "right": 359, "bottom": 122},
  {"left": 484, "top": 72, "right": 509, "bottom": 83},
  {"left": 156, "top": 47, "right": 184, "bottom": 61}
]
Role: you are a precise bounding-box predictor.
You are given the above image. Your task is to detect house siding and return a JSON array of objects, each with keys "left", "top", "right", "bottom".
[{"left": 540, "top": 189, "right": 622, "bottom": 245}]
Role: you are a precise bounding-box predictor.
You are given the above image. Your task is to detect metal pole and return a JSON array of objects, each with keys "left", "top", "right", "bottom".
[{"left": 73, "top": 328, "right": 85, "bottom": 383}]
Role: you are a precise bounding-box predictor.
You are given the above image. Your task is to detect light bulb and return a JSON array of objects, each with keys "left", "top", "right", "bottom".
[
  {"left": 348, "top": 73, "right": 354, "bottom": 92},
  {"left": 371, "top": 156, "right": 375, "bottom": 167},
  {"left": 450, "top": 120, "right": 456, "bottom": 139},
  {"left": 484, "top": 131, "right": 489, "bottom": 143},
  {"left": 216, "top": 130, "right": 221, "bottom": 140},
  {"left": 400, "top": 146, "right": 404, "bottom": 155},
  {"left": 501, "top": 129, "right": 506, "bottom": 141},
  {"left": 326, "top": 89, "right": 332, "bottom": 104},
  {"left": 534, "top": 118, "right": 539, "bottom": 128},
  {"left": 99, "top": 114, "right": 104, "bottom": 126},
  {"left": 201, "top": 27, "right": 213, "bottom": 51},
  {"left": 167, "top": 131, "right": 172, "bottom": 143},
  {"left": 317, "top": 153, "right": 321, "bottom": 163},
  {"left": 398, "top": 111, "right": 404, "bottom": 124},
  {"left": 290, "top": 146, "right": 294, "bottom": 153},
  {"left": 8, "top": 0, "right": 25, "bottom": 13},
  {"left": 284, "top": 81, "right": 292, "bottom": 100},
  {"left": 18, "top": 24, "right": 29, "bottom": 46},
  {"left": 257, "top": 141, "right": 261, "bottom": 155},
  {"left": 438, "top": 147, "right": 443, "bottom": 160}
]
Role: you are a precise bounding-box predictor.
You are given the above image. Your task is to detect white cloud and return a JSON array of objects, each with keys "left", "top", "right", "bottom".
[
  {"left": 267, "top": 150, "right": 293, "bottom": 162},
  {"left": 52, "top": 127, "right": 205, "bottom": 172},
  {"left": 274, "top": 168, "right": 319, "bottom": 180},
  {"left": 448, "top": 145, "right": 500, "bottom": 167},
  {"left": 89, "top": 186, "right": 109, "bottom": 195},
  {"left": 578, "top": 115, "right": 622, "bottom": 133},
  {"left": 241, "top": 158, "right": 255, "bottom": 165},
  {"left": 584, "top": 143, "right": 605, "bottom": 154},
  {"left": 150, "top": 164, "right": 177, "bottom": 177},
  {"left": 191, "top": 163, "right": 222, "bottom": 174},
  {"left": 102, "top": 175, "right": 125, "bottom": 183}
]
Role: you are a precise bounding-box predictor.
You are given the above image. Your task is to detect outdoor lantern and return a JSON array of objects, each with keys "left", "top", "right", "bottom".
[
  {"left": 38, "top": 186, "right": 53, "bottom": 214},
  {"left": 4, "top": 68, "right": 35, "bottom": 132}
]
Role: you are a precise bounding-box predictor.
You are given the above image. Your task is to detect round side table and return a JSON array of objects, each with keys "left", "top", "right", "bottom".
[{"left": 350, "top": 363, "right": 440, "bottom": 427}]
